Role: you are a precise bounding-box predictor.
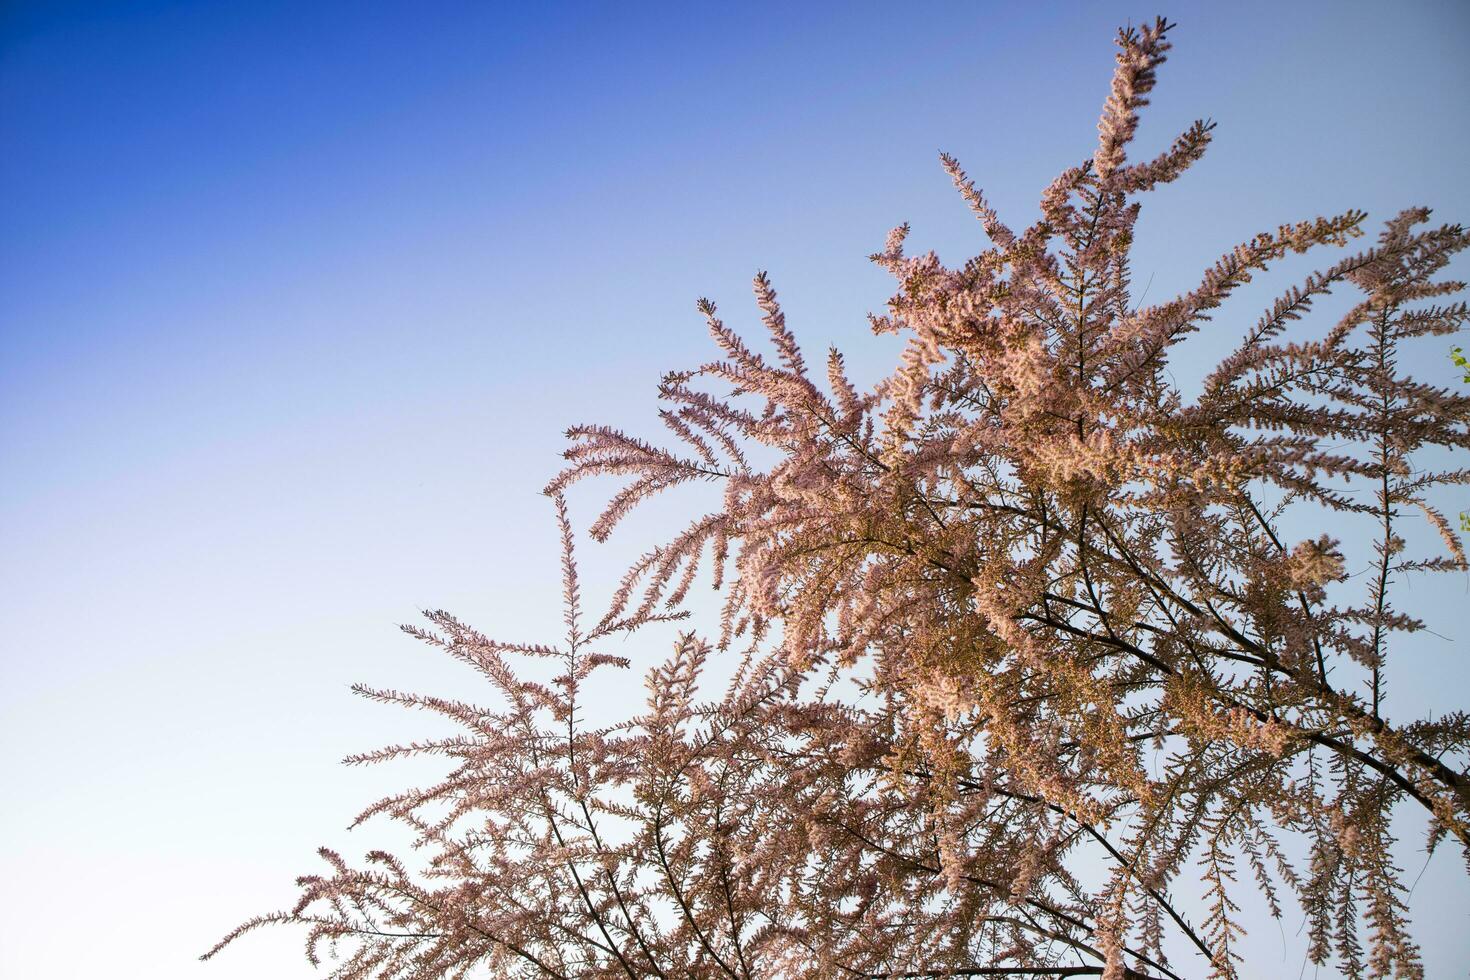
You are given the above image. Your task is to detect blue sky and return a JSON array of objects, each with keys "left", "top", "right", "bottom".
[{"left": 3, "top": 1, "right": 1469, "bottom": 976}]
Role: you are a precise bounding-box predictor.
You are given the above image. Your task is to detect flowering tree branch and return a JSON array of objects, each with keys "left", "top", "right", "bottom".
[{"left": 210, "top": 17, "right": 1469, "bottom": 980}]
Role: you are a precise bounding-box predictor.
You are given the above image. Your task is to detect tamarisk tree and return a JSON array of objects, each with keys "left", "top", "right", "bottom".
[{"left": 208, "top": 18, "right": 1470, "bottom": 980}]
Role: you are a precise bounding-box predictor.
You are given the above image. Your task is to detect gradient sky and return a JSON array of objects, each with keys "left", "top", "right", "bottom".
[{"left": 3, "top": 1, "right": 1470, "bottom": 976}]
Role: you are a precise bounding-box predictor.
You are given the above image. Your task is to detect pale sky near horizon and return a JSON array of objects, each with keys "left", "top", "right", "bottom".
[{"left": 3, "top": 1, "right": 1470, "bottom": 976}]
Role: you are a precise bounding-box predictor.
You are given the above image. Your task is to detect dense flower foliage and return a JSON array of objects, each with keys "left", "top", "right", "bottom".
[{"left": 209, "top": 19, "right": 1470, "bottom": 979}]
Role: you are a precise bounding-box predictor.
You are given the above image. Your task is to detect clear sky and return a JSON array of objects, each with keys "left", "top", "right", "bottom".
[{"left": 3, "top": 1, "right": 1469, "bottom": 976}]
